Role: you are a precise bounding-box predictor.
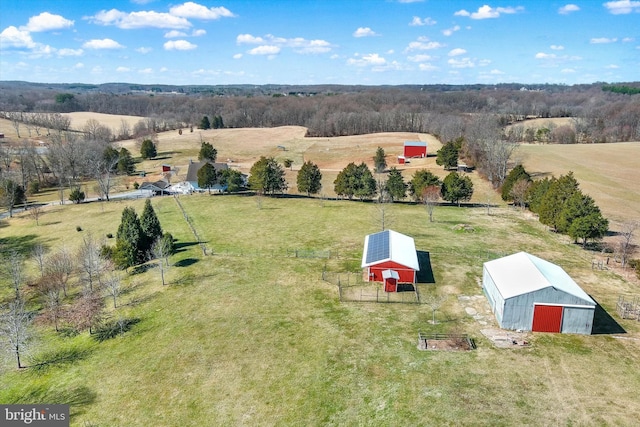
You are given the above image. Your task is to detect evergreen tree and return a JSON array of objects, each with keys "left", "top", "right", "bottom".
[
  {"left": 557, "top": 192, "right": 599, "bottom": 234},
  {"left": 198, "top": 142, "right": 217, "bottom": 162},
  {"left": 409, "top": 169, "right": 441, "bottom": 201},
  {"left": 103, "top": 146, "right": 120, "bottom": 172},
  {"left": 568, "top": 213, "right": 609, "bottom": 247},
  {"left": 501, "top": 164, "right": 531, "bottom": 201},
  {"left": 297, "top": 161, "right": 322, "bottom": 196},
  {"left": 248, "top": 156, "right": 287, "bottom": 195},
  {"left": 140, "top": 199, "right": 163, "bottom": 254},
  {"left": 114, "top": 207, "right": 144, "bottom": 268},
  {"left": 526, "top": 177, "right": 552, "bottom": 214},
  {"left": 538, "top": 172, "right": 579, "bottom": 232},
  {"left": 334, "top": 162, "right": 376, "bottom": 201},
  {"left": 385, "top": 167, "right": 407, "bottom": 201},
  {"left": 200, "top": 116, "right": 211, "bottom": 130},
  {"left": 212, "top": 115, "right": 224, "bottom": 129},
  {"left": 117, "top": 148, "right": 135, "bottom": 175},
  {"left": 0, "top": 179, "right": 26, "bottom": 217},
  {"left": 435, "top": 140, "right": 460, "bottom": 169},
  {"left": 373, "top": 147, "right": 387, "bottom": 173},
  {"left": 441, "top": 172, "right": 473, "bottom": 206},
  {"left": 68, "top": 187, "right": 85, "bottom": 204},
  {"left": 218, "top": 169, "right": 244, "bottom": 193},
  {"left": 140, "top": 138, "right": 157, "bottom": 159},
  {"left": 197, "top": 163, "right": 218, "bottom": 192}
]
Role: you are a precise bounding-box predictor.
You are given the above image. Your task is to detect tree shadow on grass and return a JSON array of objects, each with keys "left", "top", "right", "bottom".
[
  {"left": 174, "top": 241, "right": 200, "bottom": 253},
  {"left": 416, "top": 251, "right": 436, "bottom": 284},
  {"left": 0, "top": 234, "right": 39, "bottom": 257},
  {"left": 174, "top": 258, "right": 198, "bottom": 267},
  {"left": 28, "top": 346, "right": 94, "bottom": 372},
  {"left": 7, "top": 383, "right": 96, "bottom": 418},
  {"left": 92, "top": 317, "right": 141, "bottom": 342},
  {"left": 591, "top": 298, "right": 626, "bottom": 335}
]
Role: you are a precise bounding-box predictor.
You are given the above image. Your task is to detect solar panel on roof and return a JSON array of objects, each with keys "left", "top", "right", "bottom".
[{"left": 365, "top": 230, "right": 390, "bottom": 264}]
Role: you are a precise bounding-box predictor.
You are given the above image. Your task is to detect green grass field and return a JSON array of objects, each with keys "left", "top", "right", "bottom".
[{"left": 1, "top": 194, "right": 639, "bottom": 426}]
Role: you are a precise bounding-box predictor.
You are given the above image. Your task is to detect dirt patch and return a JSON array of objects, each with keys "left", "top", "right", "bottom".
[
  {"left": 480, "top": 328, "right": 531, "bottom": 349},
  {"left": 418, "top": 334, "right": 475, "bottom": 351}
]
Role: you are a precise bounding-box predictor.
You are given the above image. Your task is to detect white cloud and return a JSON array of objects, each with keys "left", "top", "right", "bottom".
[
  {"left": 353, "top": 27, "right": 377, "bottom": 37},
  {"left": 164, "top": 40, "right": 197, "bottom": 50},
  {"left": 535, "top": 52, "right": 556, "bottom": 59},
  {"left": 558, "top": 4, "right": 580, "bottom": 14},
  {"left": 192, "top": 29, "right": 206, "bottom": 37},
  {"left": 58, "top": 48, "right": 84, "bottom": 57},
  {"left": 605, "top": 64, "right": 620, "bottom": 68},
  {"left": 248, "top": 45, "right": 281, "bottom": 55},
  {"left": 237, "top": 33, "right": 332, "bottom": 54},
  {"left": 91, "top": 66, "right": 103, "bottom": 74},
  {"left": 419, "top": 63, "right": 438, "bottom": 71},
  {"left": 561, "top": 68, "right": 576, "bottom": 73},
  {"left": 442, "top": 25, "right": 460, "bottom": 36},
  {"left": 409, "top": 16, "right": 436, "bottom": 26},
  {"left": 88, "top": 9, "right": 192, "bottom": 29},
  {"left": 398, "top": 0, "right": 425, "bottom": 3},
  {"left": 490, "top": 69, "right": 505, "bottom": 74},
  {"left": 550, "top": 45, "right": 564, "bottom": 50},
  {"left": 139, "top": 68, "right": 153, "bottom": 74},
  {"left": 448, "top": 57, "right": 475, "bottom": 68},
  {"left": 407, "top": 54, "right": 432, "bottom": 62},
  {"left": 347, "top": 53, "right": 386, "bottom": 67},
  {"left": 455, "top": 5, "right": 524, "bottom": 19},
  {"left": 169, "top": 2, "right": 235, "bottom": 20},
  {"left": 22, "top": 12, "right": 74, "bottom": 32},
  {"left": 622, "top": 37, "right": 634, "bottom": 42},
  {"left": 83, "top": 38, "right": 124, "bottom": 49},
  {"left": 449, "top": 48, "right": 467, "bottom": 56},
  {"left": 404, "top": 37, "right": 445, "bottom": 52},
  {"left": 136, "top": 47, "right": 152, "bottom": 54},
  {"left": 0, "top": 26, "right": 36, "bottom": 49},
  {"left": 165, "top": 30, "right": 188, "bottom": 38},
  {"left": 604, "top": 0, "right": 640, "bottom": 14},
  {"left": 73, "top": 62, "right": 84, "bottom": 69},
  {"left": 233, "top": 53, "right": 243, "bottom": 59},
  {"left": 160, "top": 67, "right": 168, "bottom": 72},
  {"left": 116, "top": 66, "right": 130, "bottom": 72},
  {"left": 590, "top": 37, "right": 618, "bottom": 43}
]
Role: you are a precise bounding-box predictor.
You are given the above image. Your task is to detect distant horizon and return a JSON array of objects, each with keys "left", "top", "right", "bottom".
[{"left": 1, "top": 1, "right": 639, "bottom": 86}]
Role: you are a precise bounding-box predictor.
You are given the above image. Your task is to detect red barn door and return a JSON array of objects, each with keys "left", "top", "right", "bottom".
[{"left": 532, "top": 305, "right": 563, "bottom": 333}]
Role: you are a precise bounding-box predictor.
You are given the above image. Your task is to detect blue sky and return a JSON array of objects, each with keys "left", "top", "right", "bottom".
[{"left": 1, "top": 1, "right": 638, "bottom": 85}]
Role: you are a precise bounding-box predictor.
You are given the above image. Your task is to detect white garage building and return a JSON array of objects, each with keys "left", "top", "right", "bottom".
[{"left": 482, "top": 252, "right": 595, "bottom": 334}]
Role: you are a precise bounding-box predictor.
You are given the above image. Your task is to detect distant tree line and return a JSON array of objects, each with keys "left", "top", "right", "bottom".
[{"left": 1, "top": 82, "right": 638, "bottom": 143}]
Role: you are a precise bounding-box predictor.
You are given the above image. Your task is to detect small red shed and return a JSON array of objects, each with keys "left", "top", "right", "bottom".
[
  {"left": 404, "top": 141, "right": 427, "bottom": 158},
  {"left": 162, "top": 164, "right": 171, "bottom": 172},
  {"left": 361, "top": 229, "right": 420, "bottom": 291},
  {"left": 397, "top": 155, "right": 406, "bottom": 165}
]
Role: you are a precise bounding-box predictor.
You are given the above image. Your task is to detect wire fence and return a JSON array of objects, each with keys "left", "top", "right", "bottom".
[
  {"left": 208, "top": 248, "right": 343, "bottom": 259},
  {"left": 322, "top": 270, "right": 421, "bottom": 304}
]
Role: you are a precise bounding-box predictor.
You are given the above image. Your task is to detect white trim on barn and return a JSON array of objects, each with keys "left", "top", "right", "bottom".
[{"left": 482, "top": 252, "right": 595, "bottom": 334}]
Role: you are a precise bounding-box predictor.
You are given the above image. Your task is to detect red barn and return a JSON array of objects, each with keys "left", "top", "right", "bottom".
[
  {"left": 403, "top": 141, "right": 427, "bottom": 158},
  {"left": 361, "top": 230, "right": 420, "bottom": 292}
]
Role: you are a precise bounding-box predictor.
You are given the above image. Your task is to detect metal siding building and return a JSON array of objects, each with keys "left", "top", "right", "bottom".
[
  {"left": 482, "top": 252, "right": 595, "bottom": 334},
  {"left": 403, "top": 141, "right": 427, "bottom": 158}
]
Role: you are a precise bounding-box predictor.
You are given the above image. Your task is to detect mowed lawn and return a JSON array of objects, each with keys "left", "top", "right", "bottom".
[{"left": 1, "top": 194, "right": 639, "bottom": 426}]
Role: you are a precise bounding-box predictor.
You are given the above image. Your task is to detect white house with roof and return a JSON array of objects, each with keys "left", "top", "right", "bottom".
[{"left": 482, "top": 252, "right": 596, "bottom": 334}]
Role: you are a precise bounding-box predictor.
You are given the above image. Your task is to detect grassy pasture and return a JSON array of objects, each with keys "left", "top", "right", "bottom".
[{"left": 1, "top": 194, "right": 639, "bottom": 426}]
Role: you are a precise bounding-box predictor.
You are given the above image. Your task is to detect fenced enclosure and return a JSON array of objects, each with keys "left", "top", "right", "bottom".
[
  {"left": 418, "top": 332, "right": 476, "bottom": 351},
  {"left": 322, "top": 270, "right": 421, "bottom": 304},
  {"left": 617, "top": 295, "right": 640, "bottom": 321},
  {"left": 208, "top": 247, "right": 337, "bottom": 259}
]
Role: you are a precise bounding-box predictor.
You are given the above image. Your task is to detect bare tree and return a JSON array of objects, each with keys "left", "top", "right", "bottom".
[
  {"left": 510, "top": 179, "right": 531, "bottom": 210},
  {"left": 422, "top": 185, "right": 441, "bottom": 223},
  {"left": 7, "top": 251, "right": 24, "bottom": 301},
  {"left": 617, "top": 221, "right": 638, "bottom": 269},
  {"left": 78, "top": 233, "right": 103, "bottom": 292},
  {"left": 28, "top": 204, "right": 43, "bottom": 225},
  {"left": 151, "top": 238, "right": 171, "bottom": 286},
  {"left": 68, "top": 289, "right": 103, "bottom": 334},
  {"left": 425, "top": 294, "right": 448, "bottom": 324},
  {"left": 31, "top": 244, "right": 47, "bottom": 277},
  {"left": 118, "top": 119, "right": 131, "bottom": 140},
  {"left": 103, "top": 268, "right": 122, "bottom": 308},
  {"left": 35, "top": 275, "right": 63, "bottom": 332},
  {"left": 44, "top": 247, "right": 74, "bottom": 297},
  {"left": 0, "top": 298, "right": 33, "bottom": 369}
]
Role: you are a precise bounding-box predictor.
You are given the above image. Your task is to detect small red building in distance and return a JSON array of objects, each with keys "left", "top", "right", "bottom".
[
  {"left": 403, "top": 141, "right": 427, "bottom": 158},
  {"left": 361, "top": 229, "right": 420, "bottom": 292}
]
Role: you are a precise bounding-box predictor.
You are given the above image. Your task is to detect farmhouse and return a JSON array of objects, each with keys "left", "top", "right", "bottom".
[
  {"left": 185, "top": 160, "right": 229, "bottom": 192},
  {"left": 139, "top": 180, "right": 172, "bottom": 196},
  {"left": 482, "top": 252, "right": 596, "bottom": 334},
  {"left": 361, "top": 229, "right": 420, "bottom": 292},
  {"left": 403, "top": 141, "right": 427, "bottom": 158}
]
